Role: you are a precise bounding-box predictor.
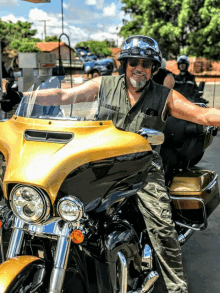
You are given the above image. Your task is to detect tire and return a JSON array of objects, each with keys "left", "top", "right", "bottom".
[
  {"left": 91, "top": 70, "right": 100, "bottom": 78},
  {"left": 189, "top": 151, "right": 205, "bottom": 167}
]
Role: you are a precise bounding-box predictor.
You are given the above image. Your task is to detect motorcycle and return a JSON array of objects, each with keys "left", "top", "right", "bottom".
[{"left": 0, "top": 77, "right": 219, "bottom": 293}]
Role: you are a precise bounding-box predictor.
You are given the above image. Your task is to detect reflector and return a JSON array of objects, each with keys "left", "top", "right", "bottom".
[
  {"left": 70, "top": 230, "right": 84, "bottom": 244},
  {"left": 22, "top": 0, "right": 51, "bottom": 3}
]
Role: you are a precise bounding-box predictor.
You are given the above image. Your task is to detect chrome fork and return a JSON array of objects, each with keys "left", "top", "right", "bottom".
[
  {"left": 48, "top": 227, "right": 71, "bottom": 293},
  {"left": 6, "top": 217, "right": 73, "bottom": 293},
  {"left": 7, "top": 217, "right": 25, "bottom": 259}
]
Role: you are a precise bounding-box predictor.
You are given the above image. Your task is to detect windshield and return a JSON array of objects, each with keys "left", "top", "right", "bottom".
[{"left": 15, "top": 76, "right": 100, "bottom": 121}]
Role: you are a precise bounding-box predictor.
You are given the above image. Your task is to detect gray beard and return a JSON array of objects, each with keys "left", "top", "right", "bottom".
[{"left": 130, "top": 77, "right": 147, "bottom": 89}]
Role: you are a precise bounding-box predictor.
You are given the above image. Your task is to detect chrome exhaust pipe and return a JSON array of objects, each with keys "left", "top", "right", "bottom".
[{"left": 130, "top": 271, "right": 159, "bottom": 293}]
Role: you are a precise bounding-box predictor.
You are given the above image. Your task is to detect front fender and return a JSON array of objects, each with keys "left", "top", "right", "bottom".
[{"left": 0, "top": 256, "right": 46, "bottom": 293}]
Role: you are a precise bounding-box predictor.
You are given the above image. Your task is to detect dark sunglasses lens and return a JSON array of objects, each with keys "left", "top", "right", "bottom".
[
  {"left": 142, "top": 60, "right": 152, "bottom": 68},
  {"left": 128, "top": 59, "right": 138, "bottom": 67},
  {"left": 128, "top": 59, "right": 152, "bottom": 68}
]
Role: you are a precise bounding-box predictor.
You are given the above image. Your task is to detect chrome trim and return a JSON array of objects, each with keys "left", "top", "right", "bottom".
[
  {"left": 171, "top": 195, "right": 208, "bottom": 231},
  {"left": 0, "top": 225, "right": 4, "bottom": 262},
  {"left": 7, "top": 217, "right": 25, "bottom": 259},
  {"left": 137, "top": 128, "right": 164, "bottom": 145},
  {"left": 57, "top": 195, "right": 84, "bottom": 222},
  {"left": 142, "top": 245, "right": 153, "bottom": 270},
  {"left": 130, "top": 271, "right": 159, "bottom": 293},
  {"left": 117, "top": 251, "right": 127, "bottom": 293},
  {"left": 178, "top": 227, "right": 199, "bottom": 246},
  {"left": 10, "top": 217, "right": 75, "bottom": 239},
  {"left": 202, "top": 174, "right": 218, "bottom": 193},
  {"left": 9, "top": 184, "right": 50, "bottom": 224},
  {"left": 140, "top": 271, "right": 159, "bottom": 293},
  {"left": 49, "top": 222, "right": 71, "bottom": 293}
]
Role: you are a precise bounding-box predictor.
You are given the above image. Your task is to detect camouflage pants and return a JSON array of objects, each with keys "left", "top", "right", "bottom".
[{"left": 136, "top": 153, "right": 188, "bottom": 293}]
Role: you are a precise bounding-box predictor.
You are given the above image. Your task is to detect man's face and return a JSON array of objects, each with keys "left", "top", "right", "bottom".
[
  {"left": 179, "top": 63, "right": 187, "bottom": 71},
  {"left": 126, "top": 58, "right": 152, "bottom": 89}
]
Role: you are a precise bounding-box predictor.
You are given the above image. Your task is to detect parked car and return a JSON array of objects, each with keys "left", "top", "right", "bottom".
[{"left": 74, "top": 46, "right": 114, "bottom": 78}]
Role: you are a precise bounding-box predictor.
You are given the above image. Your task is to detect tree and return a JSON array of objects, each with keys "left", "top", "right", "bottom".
[
  {"left": 45, "top": 35, "right": 59, "bottom": 42},
  {"left": 119, "top": 0, "right": 220, "bottom": 60},
  {"left": 9, "top": 39, "right": 41, "bottom": 52},
  {"left": 75, "top": 40, "right": 112, "bottom": 56},
  {"left": 0, "top": 20, "right": 40, "bottom": 52}
]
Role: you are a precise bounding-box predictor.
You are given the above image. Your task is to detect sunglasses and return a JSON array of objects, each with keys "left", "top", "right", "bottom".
[{"left": 128, "top": 58, "right": 152, "bottom": 69}]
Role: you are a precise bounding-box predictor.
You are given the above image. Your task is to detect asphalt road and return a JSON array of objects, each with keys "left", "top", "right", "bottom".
[
  {"left": 181, "top": 130, "right": 220, "bottom": 293},
  {"left": 203, "top": 83, "right": 220, "bottom": 107}
]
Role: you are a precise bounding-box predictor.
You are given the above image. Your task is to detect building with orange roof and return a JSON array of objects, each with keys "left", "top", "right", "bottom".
[{"left": 35, "top": 42, "right": 76, "bottom": 67}]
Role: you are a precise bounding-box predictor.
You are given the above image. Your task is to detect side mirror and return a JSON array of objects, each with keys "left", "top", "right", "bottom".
[{"left": 137, "top": 128, "right": 164, "bottom": 145}]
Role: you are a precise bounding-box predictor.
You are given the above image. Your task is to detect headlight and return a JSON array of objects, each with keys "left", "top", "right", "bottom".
[
  {"left": 10, "top": 185, "right": 50, "bottom": 224},
  {"left": 57, "top": 196, "right": 84, "bottom": 222}
]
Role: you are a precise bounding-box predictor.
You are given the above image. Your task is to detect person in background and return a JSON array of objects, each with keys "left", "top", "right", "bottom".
[
  {"left": 174, "top": 55, "right": 201, "bottom": 102},
  {"left": 153, "top": 57, "right": 175, "bottom": 89}
]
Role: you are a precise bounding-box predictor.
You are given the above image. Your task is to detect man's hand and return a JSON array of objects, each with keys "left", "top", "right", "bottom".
[{"left": 0, "top": 83, "right": 23, "bottom": 112}]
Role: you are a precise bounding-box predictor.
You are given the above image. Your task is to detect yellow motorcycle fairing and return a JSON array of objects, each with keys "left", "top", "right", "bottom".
[
  {"left": 0, "top": 116, "right": 152, "bottom": 204},
  {"left": 0, "top": 255, "right": 41, "bottom": 293}
]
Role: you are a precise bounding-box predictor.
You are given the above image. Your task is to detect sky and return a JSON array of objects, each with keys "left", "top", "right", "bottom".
[{"left": 0, "top": 0, "right": 131, "bottom": 47}]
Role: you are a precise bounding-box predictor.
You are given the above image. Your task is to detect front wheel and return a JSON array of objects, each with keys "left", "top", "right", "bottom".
[{"left": 91, "top": 70, "right": 100, "bottom": 78}]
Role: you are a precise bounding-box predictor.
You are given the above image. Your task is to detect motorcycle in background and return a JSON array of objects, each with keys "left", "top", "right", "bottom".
[{"left": 0, "top": 77, "right": 218, "bottom": 293}]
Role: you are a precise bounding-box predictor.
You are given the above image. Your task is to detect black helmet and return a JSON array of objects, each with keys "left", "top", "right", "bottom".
[
  {"left": 118, "top": 35, "right": 161, "bottom": 74},
  {"left": 177, "top": 55, "right": 189, "bottom": 70}
]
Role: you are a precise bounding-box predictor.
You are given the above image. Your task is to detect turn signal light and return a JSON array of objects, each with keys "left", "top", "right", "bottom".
[
  {"left": 0, "top": 221, "right": 2, "bottom": 228},
  {"left": 70, "top": 229, "right": 84, "bottom": 244}
]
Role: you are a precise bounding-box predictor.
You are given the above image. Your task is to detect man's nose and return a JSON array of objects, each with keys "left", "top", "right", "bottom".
[{"left": 136, "top": 62, "right": 144, "bottom": 69}]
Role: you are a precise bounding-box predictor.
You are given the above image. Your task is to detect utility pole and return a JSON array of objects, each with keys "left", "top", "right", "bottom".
[{"left": 39, "top": 19, "right": 50, "bottom": 41}]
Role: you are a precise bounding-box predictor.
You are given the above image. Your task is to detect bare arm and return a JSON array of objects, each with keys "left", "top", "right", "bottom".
[
  {"left": 35, "top": 77, "right": 101, "bottom": 106},
  {"left": 163, "top": 74, "right": 175, "bottom": 89},
  {"left": 166, "top": 89, "right": 220, "bottom": 126}
]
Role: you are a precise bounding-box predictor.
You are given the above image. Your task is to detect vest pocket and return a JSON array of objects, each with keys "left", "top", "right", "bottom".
[
  {"left": 135, "top": 112, "right": 163, "bottom": 132},
  {"left": 98, "top": 103, "right": 119, "bottom": 124}
]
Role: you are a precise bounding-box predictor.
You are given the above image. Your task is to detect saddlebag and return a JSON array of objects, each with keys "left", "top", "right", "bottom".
[{"left": 169, "top": 169, "right": 220, "bottom": 228}]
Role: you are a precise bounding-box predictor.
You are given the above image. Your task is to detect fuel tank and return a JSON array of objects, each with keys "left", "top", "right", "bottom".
[{"left": 0, "top": 116, "right": 152, "bottom": 206}]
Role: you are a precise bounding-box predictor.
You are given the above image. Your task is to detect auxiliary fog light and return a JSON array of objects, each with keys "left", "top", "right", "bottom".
[{"left": 57, "top": 196, "right": 84, "bottom": 222}]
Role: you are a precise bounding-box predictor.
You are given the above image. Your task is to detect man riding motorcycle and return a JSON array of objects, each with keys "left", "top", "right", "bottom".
[
  {"left": 174, "top": 55, "right": 207, "bottom": 104},
  {"left": 2, "top": 35, "right": 220, "bottom": 293}
]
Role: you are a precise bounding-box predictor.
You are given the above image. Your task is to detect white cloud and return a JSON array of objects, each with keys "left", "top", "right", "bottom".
[
  {"left": 1, "top": 14, "right": 26, "bottom": 22},
  {"left": 63, "top": 3, "right": 70, "bottom": 10},
  {"left": 85, "top": 0, "right": 104, "bottom": 9},
  {"left": 103, "top": 3, "right": 116, "bottom": 17},
  {"left": 119, "top": 10, "right": 132, "bottom": 22},
  {"left": 0, "top": 0, "right": 18, "bottom": 6}
]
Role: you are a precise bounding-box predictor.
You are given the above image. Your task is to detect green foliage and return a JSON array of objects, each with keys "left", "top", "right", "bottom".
[
  {"left": 9, "top": 39, "right": 41, "bottom": 52},
  {"left": 75, "top": 40, "right": 112, "bottom": 56},
  {"left": 45, "top": 35, "right": 59, "bottom": 42},
  {"left": 119, "top": 0, "right": 220, "bottom": 60},
  {"left": 0, "top": 20, "right": 40, "bottom": 52}
]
